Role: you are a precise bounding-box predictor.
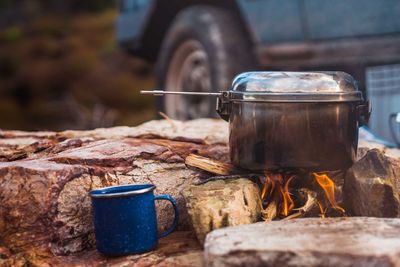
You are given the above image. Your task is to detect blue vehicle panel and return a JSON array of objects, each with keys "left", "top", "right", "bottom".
[
  {"left": 304, "top": 0, "right": 400, "bottom": 39},
  {"left": 116, "top": 0, "right": 154, "bottom": 44},
  {"left": 236, "top": 0, "right": 305, "bottom": 44},
  {"left": 117, "top": 0, "right": 400, "bottom": 46}
]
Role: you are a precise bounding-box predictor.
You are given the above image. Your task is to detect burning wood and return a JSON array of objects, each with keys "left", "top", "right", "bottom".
[
  {"left": 260, "top": 173, "right": 296, "bottom": 218},
  {"left": 284, "top": 189, "right": 318, "bottom": 220},
  {"left": 261, "top": 182, "right": 280, "bottom": 222},
  {"left": 184, "top": 154, "right": 346, "bottom": 221},
  {"left": 261, "top": 196, "right": 278, "bottom": 222},
  {"left": 260, "top": 172, "right": 345, "bottom": 219}
]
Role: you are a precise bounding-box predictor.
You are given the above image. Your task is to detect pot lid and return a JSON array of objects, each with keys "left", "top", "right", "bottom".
[{"left": 229, "top": 71, "right": 364, "bottom": 102}]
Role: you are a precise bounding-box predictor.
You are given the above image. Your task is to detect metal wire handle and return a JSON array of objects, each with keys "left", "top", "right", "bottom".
[{"left": 140, "top": 90, "right": 223, "bottom": 96}]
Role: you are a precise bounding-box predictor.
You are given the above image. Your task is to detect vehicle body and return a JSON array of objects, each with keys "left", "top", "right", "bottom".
[{"left": 116, "top": 0, "right": 400, "bottom": 142}]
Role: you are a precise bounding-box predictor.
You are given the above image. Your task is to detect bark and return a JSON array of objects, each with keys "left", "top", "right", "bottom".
[
  {"left": 182, "top": 178, "right": 261, "bottom": 245},
  {"left": 0, "top": 119, "right": 228, "bottom": 260},
  {"left": 205, "top": 217, "right": 400, "bottom": 267}
]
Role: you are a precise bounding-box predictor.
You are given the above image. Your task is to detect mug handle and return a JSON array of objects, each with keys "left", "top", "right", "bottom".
[{"left": 154, "top": 195, "right": 179, "bottom": 238}]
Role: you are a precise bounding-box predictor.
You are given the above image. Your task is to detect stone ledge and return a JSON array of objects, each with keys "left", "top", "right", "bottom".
[{"left": 205, "top": 217, "right": 400, "bottom": 267}]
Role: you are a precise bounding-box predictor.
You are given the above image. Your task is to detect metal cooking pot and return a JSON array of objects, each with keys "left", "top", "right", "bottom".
[{"left": 142, "top": 71, "right": 371, "bottom": 172}]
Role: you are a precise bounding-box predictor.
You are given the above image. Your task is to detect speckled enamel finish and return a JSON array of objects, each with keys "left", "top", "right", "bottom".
[{"left": 90, "top": 184, "right": 179, "bottom": 256}]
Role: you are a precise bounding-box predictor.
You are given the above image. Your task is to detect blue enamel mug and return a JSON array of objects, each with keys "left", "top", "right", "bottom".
[{"left": 90, "top": 184, "right": 179, "bottom": 256}]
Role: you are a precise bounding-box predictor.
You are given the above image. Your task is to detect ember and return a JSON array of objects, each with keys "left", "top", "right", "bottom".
[{"left": 261, "top": 171, "right": 345, "bottom": 220}]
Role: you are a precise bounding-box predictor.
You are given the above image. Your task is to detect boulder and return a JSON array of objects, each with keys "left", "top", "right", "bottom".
[
  {"left": 183, "top": 178, "right": 262, "bottom": 244},
  {"left": 0, "top": 119, "right": 229, "bottom": 258},
  {"left": 204, "top": 217, "right": 400, "bottom": 267},
  {"left": 344, "top": 149, "right": 400, "bottom": 217}
]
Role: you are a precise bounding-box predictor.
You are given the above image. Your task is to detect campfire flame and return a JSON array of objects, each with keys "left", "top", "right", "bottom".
[
  {"left": 261, "top": 173, "right": 295, "bottom": 217},
  {"left": 261, "top": 171, "right": 345, "bottom": 220},
  {"left": 313, "top": 172, "right": 345, "bottom": 214},
  {"left": 260, "top": 176, "right": 270, "bottom": 200},
  {"left": 280, "top": 175, "right": 295, "bottom": 216}
]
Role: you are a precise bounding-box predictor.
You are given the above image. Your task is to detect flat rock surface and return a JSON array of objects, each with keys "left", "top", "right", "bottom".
[
  {"left": 0, "top": 119, "right": 229, "bottom": 260},
  {"left": 205, "top": 217, "right": 400, "bottom": 267},
  {"left": 1, "top": 231, "right": 203, "bottom": 267},
  {"left": 1, "top": 119, "right": 400, "bottom": 266}
]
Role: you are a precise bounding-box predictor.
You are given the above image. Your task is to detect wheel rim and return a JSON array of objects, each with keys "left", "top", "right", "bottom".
[{"left": 165, "top": 40, "right": 212, "bottom": 120}]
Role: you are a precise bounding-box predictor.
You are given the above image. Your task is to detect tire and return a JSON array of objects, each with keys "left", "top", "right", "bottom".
[{"left": 156, "top": 5, "right": 257, "bottom": 120}]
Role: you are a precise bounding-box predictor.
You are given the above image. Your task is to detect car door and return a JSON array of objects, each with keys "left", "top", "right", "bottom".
[
  {"left": 236, "top": 0, "right": 306, "bottom": 45},
  {"left": 303, "top": 0, "right": 400, "bottom": 39}
]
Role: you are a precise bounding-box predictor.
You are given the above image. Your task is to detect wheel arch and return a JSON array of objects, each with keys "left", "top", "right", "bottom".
[{"left": 137, "top": 0, "right": 254, "bottom": 62}]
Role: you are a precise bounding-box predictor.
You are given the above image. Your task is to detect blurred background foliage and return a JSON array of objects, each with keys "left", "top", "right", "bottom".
[{"left": 0, "top": 0, "right": 155, "bottom": 131}]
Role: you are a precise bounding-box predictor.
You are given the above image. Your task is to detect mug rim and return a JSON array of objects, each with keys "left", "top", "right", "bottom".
[{"left": 90, "top": 183, "right": 156, "bottom": 199}]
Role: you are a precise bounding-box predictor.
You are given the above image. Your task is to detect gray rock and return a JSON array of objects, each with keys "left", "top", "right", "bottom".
[
  {"left": 204, "top": 217, "right": 400, "bottom": 267},
  {"left": 344, "top": 149, "right": 400, "bottom": 217}
]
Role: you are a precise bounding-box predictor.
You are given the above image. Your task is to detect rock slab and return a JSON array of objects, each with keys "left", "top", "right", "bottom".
[
  {"left": 344, "top": 149, "right": 400, "bottom": 217},
  {"left": 183, "top": 178, "right": 261, "bottom": 244},
  {"left": 1, "top": 231, "right": 203, "bottom": 267},
  {"left": 204, "top": 217, "right": 400, "bottom": 267},
  {"left": 0, "top": 119, "right": 229, "bottom": 257}
]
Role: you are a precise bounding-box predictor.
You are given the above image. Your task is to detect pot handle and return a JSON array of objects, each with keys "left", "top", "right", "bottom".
[
  {"left": 356, "top": 101, "right": 371, "bottom": 125},
  {"left": 216, "top": 92, "right": 231, "bottom": 121}
]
